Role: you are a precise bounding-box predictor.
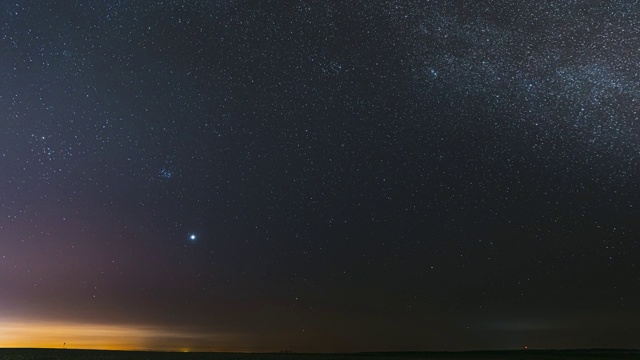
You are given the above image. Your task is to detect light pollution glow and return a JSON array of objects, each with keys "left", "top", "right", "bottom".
[{"left": 0, "top": 320, "right": 225, "bottom": 351}]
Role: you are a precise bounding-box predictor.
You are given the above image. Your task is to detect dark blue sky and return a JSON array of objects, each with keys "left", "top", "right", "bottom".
[{"left": 1, "top": 0, "right": 639, "bottom": 352}]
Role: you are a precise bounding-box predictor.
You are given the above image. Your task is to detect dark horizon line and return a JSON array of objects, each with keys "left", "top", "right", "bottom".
[{"left": 1, "top": 347, "right": 639, "bottom": 354}]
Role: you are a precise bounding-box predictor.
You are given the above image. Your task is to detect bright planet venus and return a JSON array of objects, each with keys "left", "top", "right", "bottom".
[{"left": 1, "top": 0, "right": 640, "bottom": 353}]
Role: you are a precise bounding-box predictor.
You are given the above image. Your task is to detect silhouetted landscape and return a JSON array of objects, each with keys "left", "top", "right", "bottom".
[{"left": 1, "top": 349, "right": 640, "bottom": 360}]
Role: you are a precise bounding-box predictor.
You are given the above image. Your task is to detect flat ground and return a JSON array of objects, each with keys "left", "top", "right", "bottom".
[{"left": 1, "top": 349, "right": 639, "bottom": 360}]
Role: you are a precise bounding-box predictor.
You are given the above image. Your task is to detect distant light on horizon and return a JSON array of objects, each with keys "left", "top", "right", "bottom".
[{"left": 0, "top": 320, "right": 226, "bottom": 352}]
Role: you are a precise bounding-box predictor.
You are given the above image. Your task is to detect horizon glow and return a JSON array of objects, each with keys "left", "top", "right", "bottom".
[{"left": 0, "top": 320, "right": 229, "bottom": 352}]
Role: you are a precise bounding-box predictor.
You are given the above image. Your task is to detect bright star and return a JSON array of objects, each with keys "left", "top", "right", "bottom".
[{"left": 189, "top": 234, "right": 196, "bottom": 241}]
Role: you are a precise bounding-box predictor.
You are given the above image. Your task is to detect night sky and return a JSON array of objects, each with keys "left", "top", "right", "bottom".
[{"left": 2, "top": 0, "right": 640, "bottom": 352}]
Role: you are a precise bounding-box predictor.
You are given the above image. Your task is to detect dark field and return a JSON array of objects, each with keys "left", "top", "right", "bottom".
[{"left": 1, "top": 349, "right": 639, "bottom": 360}]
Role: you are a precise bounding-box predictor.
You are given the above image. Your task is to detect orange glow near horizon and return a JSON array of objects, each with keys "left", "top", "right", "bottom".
[{"left": 0, "top": 320, "right": 224, "bottom": 351}]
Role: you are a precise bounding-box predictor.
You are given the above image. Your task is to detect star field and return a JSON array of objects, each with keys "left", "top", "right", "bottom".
[{"left": 1, "top": 0, "right": 640, "bottom": 352}]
